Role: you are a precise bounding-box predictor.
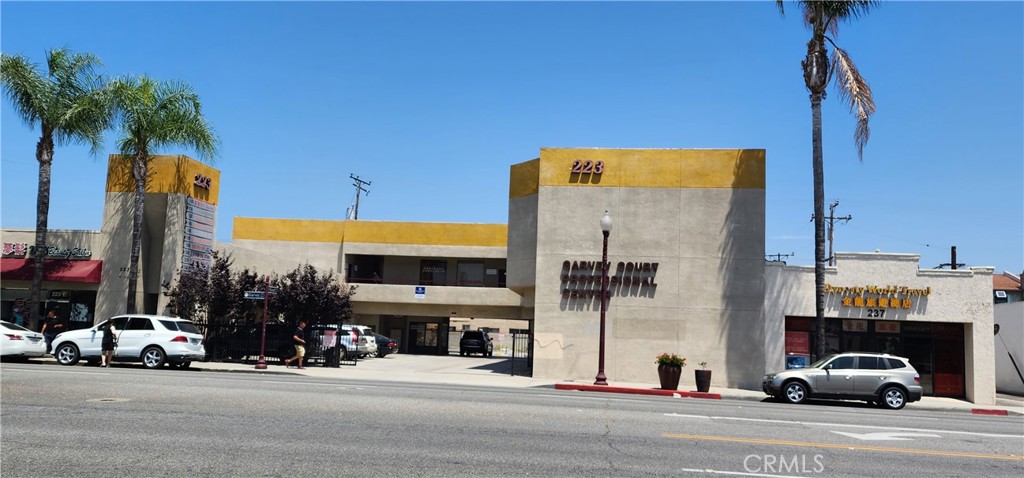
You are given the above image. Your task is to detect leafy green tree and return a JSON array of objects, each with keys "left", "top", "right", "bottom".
[
  {"left": 110, "top": 75, "right": 218, "bottom": 313},
  {"left": 778, "top": 0, "right": 878, "bottom": 358},
  {"left": 269, "top": 264, "right": 356, "bottom": 327},
  {"left": 162, "top": 263, "right": 211, "bottom": 322},
  {"left": 1, "top": 48, "right": 112, "bottom": 329}
]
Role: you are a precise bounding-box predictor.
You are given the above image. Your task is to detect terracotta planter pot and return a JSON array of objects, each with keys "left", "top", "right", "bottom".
[
  {"left": 695, "top": 369, "right": 712, "bottom": 393},
  {"left": 658, "top": 364, "right": 682, "bottom": 390}
]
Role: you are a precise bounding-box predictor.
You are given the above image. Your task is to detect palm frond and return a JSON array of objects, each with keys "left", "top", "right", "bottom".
[
  {"left": 111, "top": 75, "right": 219, "bottom": 162},
  {"left": 831, "top": 46, "right": 875, "bottom": 160},
  {"left": 1, "top": 53, "right": 46, "bottom": 128}
]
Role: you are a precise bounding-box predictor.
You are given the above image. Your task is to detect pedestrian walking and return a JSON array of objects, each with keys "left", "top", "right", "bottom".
[
  {"left": 40, "top": 310, "right": 65, "bottom": 354},
  {"left": 100, "top": 319, "right": 117, "bottom": 367},
  {"left": 283, "top": 320, "right": 307, "bottom": 369}
]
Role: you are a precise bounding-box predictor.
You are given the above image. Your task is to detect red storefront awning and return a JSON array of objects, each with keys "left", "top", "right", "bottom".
[{"left": 0, "top": 258, "right": 103, "bottom": 284}]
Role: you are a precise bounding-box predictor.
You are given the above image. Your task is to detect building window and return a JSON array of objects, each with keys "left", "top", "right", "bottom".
[
  {"left": 419, "top": 260, "right": 447, "bottom": 286},
  {"left": 457, "top": 261, "right": 484, "bottom": 287}
]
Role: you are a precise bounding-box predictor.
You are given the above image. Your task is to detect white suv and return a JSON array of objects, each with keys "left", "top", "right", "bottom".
[
  {"left": 351, "top": 325, "right": 377, "bottom": 358},
  {"left": 53, "top": 315, "right": 206, "bottom": 369}
]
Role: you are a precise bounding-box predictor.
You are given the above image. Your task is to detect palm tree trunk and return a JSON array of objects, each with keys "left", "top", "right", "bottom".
[
  {"left": 29, "top": 133, "right": 54, "bottom": 331},
  {"left": 126, "top": 153, "right": 148, "bottom": 314},
  {"left": 811, "top": 92, "right": 827, "bottom": 359}
]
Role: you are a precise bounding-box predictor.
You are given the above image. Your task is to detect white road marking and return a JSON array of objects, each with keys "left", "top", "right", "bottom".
[
  {"left": 664, "top": 413, "right": 1023, "bottom": 439},
  {"left": 831, "top": 431, "right": 941, "bottom": 441},
  {"left": 680, "top": 468, "right": 807, "bottom": 478}
]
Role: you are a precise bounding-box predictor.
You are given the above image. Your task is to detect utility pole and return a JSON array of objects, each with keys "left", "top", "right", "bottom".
[
  {"left": 811, "top": 200, "right": 852, "bottom": 266},
  {"left": 348, "top": 174, "right": 371, "bottom": 220},
  {"left": 765, "top": 252, "right": 795, "bottom": 263},
  {"left": 937, "top": 246, "right": 965, "bottom": 270}
]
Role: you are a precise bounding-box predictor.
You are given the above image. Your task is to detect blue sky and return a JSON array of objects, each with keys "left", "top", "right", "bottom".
[{"left": 2, "top": 1, "right": 1022, "bottom": 275}]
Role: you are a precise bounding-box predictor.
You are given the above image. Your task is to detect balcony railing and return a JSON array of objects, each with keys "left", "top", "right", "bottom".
[{"left": 346, "top": 276, "right": 505, "bottom": 288}]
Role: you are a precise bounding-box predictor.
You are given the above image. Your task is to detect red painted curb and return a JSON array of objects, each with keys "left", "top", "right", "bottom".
[
  {"left": 555, "top": 383, "right": 721, "bottom": 399},
  {"left": 971, "top": 409, "right": 1009, "bottom": 416}
]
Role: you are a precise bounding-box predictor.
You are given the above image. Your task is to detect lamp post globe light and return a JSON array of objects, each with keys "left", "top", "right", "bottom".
[{"left": 595, "top": 210, "right": 612, "bottom": 385}]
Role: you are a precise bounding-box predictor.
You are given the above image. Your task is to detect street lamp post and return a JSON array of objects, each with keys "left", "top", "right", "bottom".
[{"left": 595, "top": 210, "right": 612, "bottom": 385}]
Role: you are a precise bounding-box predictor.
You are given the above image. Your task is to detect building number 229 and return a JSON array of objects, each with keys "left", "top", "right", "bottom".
[{"left": 570, "top": 160, "right": 604, "bottom": 174}]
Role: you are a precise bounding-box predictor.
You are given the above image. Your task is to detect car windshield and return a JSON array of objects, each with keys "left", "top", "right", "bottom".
[
  {"left": 463, "top": 331, "right": 484, "bottom": 339},
  {"left": 808, "top": 354, "right": 836, "bottom": 369}
]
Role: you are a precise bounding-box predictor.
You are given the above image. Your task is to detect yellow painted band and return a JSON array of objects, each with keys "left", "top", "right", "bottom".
[
  {"left": 508, "top": 148, "right": 765, "bottom": 199},
  {"left": 662, "top": 433, "right": 1024, "bottom": 462},
  {"left": 509, "top": 158, "right": 540, "bottom": 199},
  {"left": 233, "top": 217, "right": 507, "bottom": 247},
  {"left": 106, "top": 154, "right": 220, "bottom": 205}
]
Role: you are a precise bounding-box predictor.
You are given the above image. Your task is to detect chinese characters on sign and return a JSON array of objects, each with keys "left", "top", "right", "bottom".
[
  {"left": 1, "top": 243, "right": 92, "bottom": 259},
  {"left": 826, "top": 283, "right": 930, "bottom": 312}
]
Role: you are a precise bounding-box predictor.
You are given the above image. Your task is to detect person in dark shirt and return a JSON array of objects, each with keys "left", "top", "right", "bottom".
[
  {"left": 283, "top": 320, "right": 307, "bottom": 369},
  {"left": 100, "top": 320, "right": 117, "bottom": 367},
  {"left": 40, "top": 310, "right": 65, "bottom": 354}
]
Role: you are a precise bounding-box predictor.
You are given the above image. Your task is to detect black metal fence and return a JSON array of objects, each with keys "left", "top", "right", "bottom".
[
  {"left": 509, "top": 332, "right": 533, "bottom": 377},
  {"left": 193, "top": 319, "right": 355, "bottom": 367}
]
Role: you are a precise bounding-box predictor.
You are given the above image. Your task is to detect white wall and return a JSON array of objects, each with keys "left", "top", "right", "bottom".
[{"left": 994, "top": 302, "right": 1024, "bottom": 395}]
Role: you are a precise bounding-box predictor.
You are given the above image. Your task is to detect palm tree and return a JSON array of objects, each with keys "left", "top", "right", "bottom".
[
  {"left": 1, "top": 48, "right": 111, "bottom": 329},
  {"left": 110, "top": 76, "right": 218, "bottom": 313},
  {"left": 778, "top": 1, "right": 878, "bottom": 358}
]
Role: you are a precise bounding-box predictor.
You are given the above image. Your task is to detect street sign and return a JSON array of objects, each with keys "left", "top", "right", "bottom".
[{"left": 243, "top": 291, "right": 265, "bottom": 300}]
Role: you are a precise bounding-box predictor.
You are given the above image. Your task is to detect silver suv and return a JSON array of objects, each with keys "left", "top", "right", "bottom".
[{"left": 762, "top": 352, "right": 923, "bottom": 410}]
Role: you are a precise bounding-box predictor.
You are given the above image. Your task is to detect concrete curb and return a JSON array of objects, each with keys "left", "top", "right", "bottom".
[{"left": 555, "top": 383, "right": 722, "bottom": 399}]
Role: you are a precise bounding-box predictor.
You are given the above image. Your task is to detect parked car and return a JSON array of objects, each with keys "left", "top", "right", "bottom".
[
  {"left": 52, "top": 315, "right": 206, "bottom": 369},
  {"left": 374, "top": 334, "right": 398, "bottom": 357},
  {"left": 351, "top": 325, "right": 377, "bottom": 358},
  {"left": 1, "top": 320, "right": 47, "bottom": 359},
  {"left": 310, "top": 324, "right": 367, "bottom": 360},
  {"left": 762, "top": 352, "right": 923, "bottom": 410},
  {"left": 459, "top": 330, "right": 493, "bottom": 357}
]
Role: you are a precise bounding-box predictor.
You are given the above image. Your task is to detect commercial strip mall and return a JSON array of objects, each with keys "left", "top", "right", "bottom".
[{"left": 0, "top": 148, "right": 998, "bottom": 404}]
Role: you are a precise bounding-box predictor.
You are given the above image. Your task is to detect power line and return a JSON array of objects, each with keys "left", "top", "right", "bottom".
[
  {"left": 347, "top": 174, "right": 371, "bottom": 220},
  {"left": 766, "top": 252, "right": 795, "bottom": 263},
  {"left": 810, "top": 199, "right": 851, "bottom": 266}
]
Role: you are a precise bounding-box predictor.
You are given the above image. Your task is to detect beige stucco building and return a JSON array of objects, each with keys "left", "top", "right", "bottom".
[{"left": 0, "top": 148, "right": 1000, "bottom": 404}]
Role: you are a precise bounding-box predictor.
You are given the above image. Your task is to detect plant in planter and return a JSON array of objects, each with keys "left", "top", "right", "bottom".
[
  {"left": 655, "top": 353, "right": 686, "bottom": 390},
  {"left": 695, "top": 361, "right": 712, "bottom": 393}
]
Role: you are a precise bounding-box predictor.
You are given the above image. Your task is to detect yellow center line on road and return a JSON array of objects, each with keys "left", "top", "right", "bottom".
[{"left": 662, "top": 433, "right": 1024, "bottom": 462}]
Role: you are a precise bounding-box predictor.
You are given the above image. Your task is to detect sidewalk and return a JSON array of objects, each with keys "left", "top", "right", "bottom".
[{"left": 189, "top": 354, "right": 1024, "bottom": 416}]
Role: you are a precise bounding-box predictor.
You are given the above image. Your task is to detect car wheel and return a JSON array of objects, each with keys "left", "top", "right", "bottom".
[
  {"left": 782, "top": 381, "right": 807, "bottom": 404},
  {"left": 880, "top": 386, "right": 907, "bottom": 410},
  {"left": 142, "top": 347, "right": 166, "bottom": 368},
  {"left": 55, "top": 343, "right": 80, "bottom": 366},
  {"left": 460, "top": 350, "right": 465, "bottom": 356}
]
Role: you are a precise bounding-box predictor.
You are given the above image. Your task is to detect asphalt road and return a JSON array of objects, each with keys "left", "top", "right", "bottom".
[{"left": 2, "top": 362, "right": 1022, "bottom": 477}]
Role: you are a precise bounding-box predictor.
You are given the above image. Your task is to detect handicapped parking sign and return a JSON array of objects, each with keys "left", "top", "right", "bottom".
[{"left": 414, "top": 286, "right": 425, "bottom": 299}]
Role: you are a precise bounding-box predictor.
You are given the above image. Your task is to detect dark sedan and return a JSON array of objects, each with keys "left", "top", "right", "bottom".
[{"left": 374, "top": 334, "right": 398, "bottom": 357}]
